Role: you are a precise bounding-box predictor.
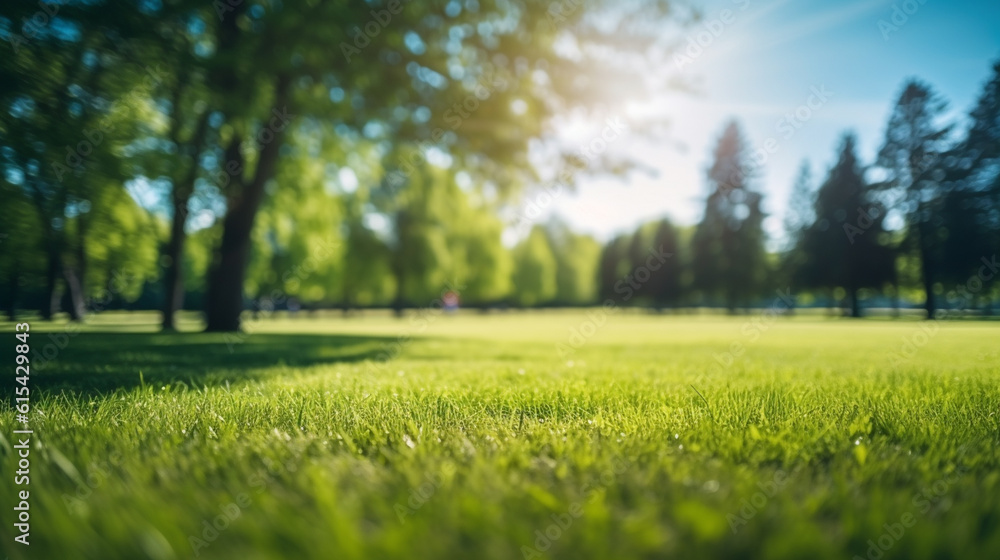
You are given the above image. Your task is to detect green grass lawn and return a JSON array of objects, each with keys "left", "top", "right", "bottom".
[{"left": 2, "top": 311, "right": 999, "bottom": 560}]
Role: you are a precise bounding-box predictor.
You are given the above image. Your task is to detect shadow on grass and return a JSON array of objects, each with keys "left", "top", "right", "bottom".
[{"left": 2, "top": 331, "right": 398, "bottom": 395}]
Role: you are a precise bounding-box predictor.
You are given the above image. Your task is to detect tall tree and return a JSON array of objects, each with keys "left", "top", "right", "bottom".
[
  {"left": 4, "top": 0, "right": 682, "bottom": 330},
  {"left": 0, "top": 10, "right": 152, "bottom": 321},
  {"left": 874, "top": 80, "right": 953, "bottom": 318},
  {"left": 546, "top": 220, "right": 601, "bottom": 305},
  {"left": 511, "top": 226, "right": 557, "bottom": 307},
  {"left": 385, "top": 164, "right": 457, "bottom": 312},
  {"left": 647, "top": 218, "right": 683, "bottom": 310},
  {"left": 691, "top": 121, "right": 767, "bottom": 311},
  {"left": 778, "top": 161, "right": 815, "bottom": 305},
  {"left": 597, "top": 234, "right": 630, "bottom": 301},
  {"left": 447, "top": 191, "right": 512, "bottom": 307},
  {"left": 0, "top": 180, "right": 44, "bottom": 319},
  {"left": 626, "top": 221, "right": 657, "bottom": 302},
  {"left": 245, "top": 135, "right": 347, "bottom": 310},
  {"left": 782, "top": 161, "right": 816, "bottom": 251},
  {"left": 794, "top": 134, "right": 895, "bottom": 317},
  {"left": 195, "top": 0, "right": 680, "bottom": 330},
  {"left": 939, "top": 59, "right": 1000, "bottom": 310}
]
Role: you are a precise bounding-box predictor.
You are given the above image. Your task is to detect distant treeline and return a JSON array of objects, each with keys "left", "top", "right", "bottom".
[
  {"left": 1, "top": 0, "right": 997, "bottom": 324},
  {"left": 594, "top": 61, "right": 1000, "bottom": 318}
]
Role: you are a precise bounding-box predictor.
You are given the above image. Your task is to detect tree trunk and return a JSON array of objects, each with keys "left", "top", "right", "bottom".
[
  {"left": 204, "top": 182, "right": 257, "bottom": 332},
  {"left": 67, "top": 210, "right": 88, "bottom": 322},
  {"left": 204, "top": 78, "right": 291, "bottom": 332},
  {"left": 161, "top": 200, "right": 188, "bottom": 330},
  {"left": 391, "top": 210, "right": 409, "bottom": 318},
  {"left": 162, "top": 111, "right": 210, "bottom": 331},
  {"left": 63, "top": 266, "right": 86, "bottom": 321},
  {"left": 918, "top": 239, "right": 936, "bottom": 319},
  {"left": 920, "top": 272, "right": 935, "bottom": 318},
  {"left": 43, "top": 244, "right": 61, "bottom": 320}
]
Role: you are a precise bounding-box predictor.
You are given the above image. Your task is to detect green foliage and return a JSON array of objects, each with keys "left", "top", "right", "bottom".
[
  {"left": 388, "top": 166, "right": 460, "bottom": 306},
  {"left": 448, "top": 199, "right": 512, "bottom": 306},
  {"left": 511, "top": 226, "right": 557, "bottom": 307},
  {"left": 183, "top": 226, "right": 221, "bottom": 293},
  {"left": 82, "top": 183, "right": 162, "bottom": 303},
  {"left": 692, "top": 121, "right": 768, "bottom": 309},
  {"left": 647, "top": 218, "right": 684, "bottom": 308},
  {"left": 2, "top": 2, "right": 998, "bottom": 321},
  {"left": 546, "top": 221, "right": 601, "bottom": 305},
  {"left": 247, "top": 135, "right": 346, "bottom": 304},
  {"left": 0, "top": 181, "right": 45, "bottom": 316},
  {"left": 874, "top": 80, "right": 954, "bottom": 316},
  {"left": 598, "top": 234, "right": 631, "bottom": 301},
  {"left": 939, "top": 61, "right": 1000, "bottom": 291},
  {"left": 791, "top": 134, "right": 895, "bottom": 316}
]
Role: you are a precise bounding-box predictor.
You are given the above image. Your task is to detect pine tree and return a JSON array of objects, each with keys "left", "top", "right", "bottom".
[
  {"left": 597, "top": 235, "right": 630, "bottom": 301},
  {"left": 647, "top": 219, "right": 683, "bottom": 310},
  {"left": 782, "top": 161, "right": 816, "bottom": 252},
  {"left": 939, "top": 59, "right": 1000, "bottom": 311},
  {"left": 795, "top": 134, "right": 895, "bottom": 317},
  {"left": 691, "top": 121, "right": 767, "bottom": 311},
  {"left": 874, "top": 80, "right": 953, "bottom": 318},
  {"left": 778, "top": 161, "right": 815, "bottom": 308}
]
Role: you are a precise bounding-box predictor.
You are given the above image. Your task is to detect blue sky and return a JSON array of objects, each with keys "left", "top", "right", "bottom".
[{"left": 544, "top": 0, "right": 1000, "bottom": 245}]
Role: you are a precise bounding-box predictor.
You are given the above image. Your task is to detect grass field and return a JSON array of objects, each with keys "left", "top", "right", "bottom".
[{"left": 2, "top": 311, "right": 999, "bottom": 560}]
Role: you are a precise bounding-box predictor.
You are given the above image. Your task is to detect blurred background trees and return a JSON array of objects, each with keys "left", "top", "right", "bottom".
[
  {"left": 1, "top": 2, "right": 998, "bottom": 326},
  {"left": 690, "top": 121, "right": 767, "bottom": 312},
  {"left": 792, "top": 134, "right": 895, "bottom": 317}
]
